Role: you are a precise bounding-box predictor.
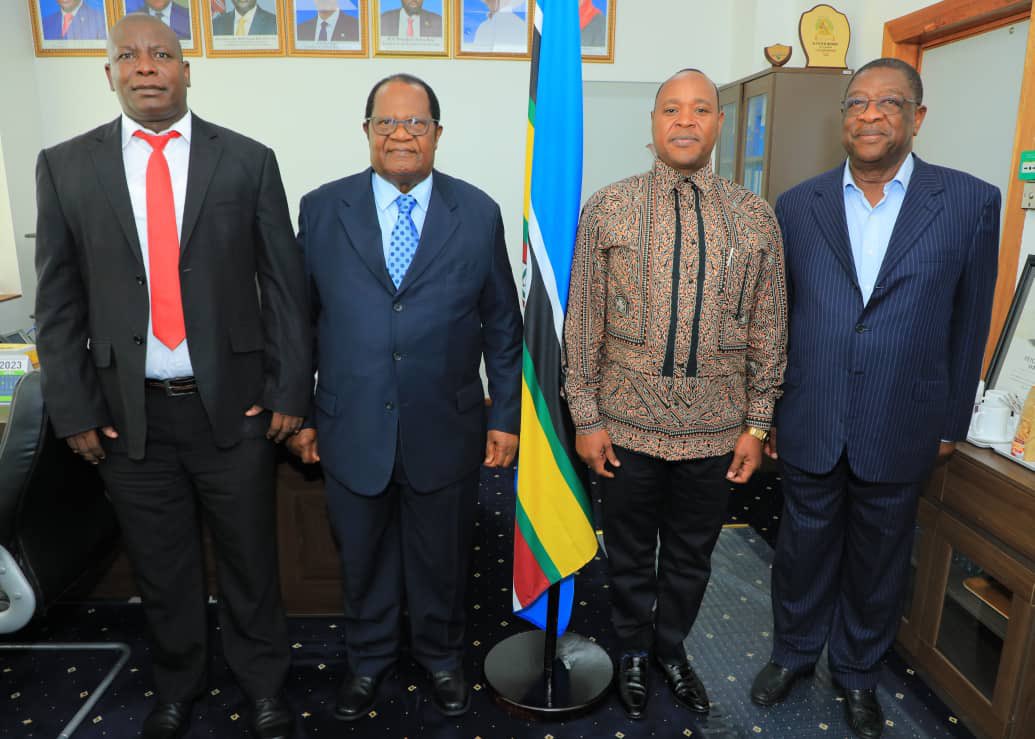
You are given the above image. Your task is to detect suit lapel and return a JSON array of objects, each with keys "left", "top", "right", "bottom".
[
  {"left": 339, "top": 172, "right": 397, "bottom": 295},
  {"left": 810, "top": 167, "right": 859, "bottom": 289},
  {"left": 397, "top": 173, "right": 459, "bottom": 295},
  {"left": 90, "top": 118, "right": 144, "bottom": 270},
  {"left": 873, "top": 157, "right": 943, "bottom": 285},
  {"left": 180, "top": 116, "right": 222, "bottom": 257}
]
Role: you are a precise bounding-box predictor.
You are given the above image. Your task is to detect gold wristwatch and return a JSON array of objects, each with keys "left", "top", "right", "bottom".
[{"left": 745, "top": 425, "right": 769, "bottom": 443}]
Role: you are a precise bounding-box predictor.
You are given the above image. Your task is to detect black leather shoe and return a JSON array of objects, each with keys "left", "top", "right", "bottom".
[
  {"left": 334, "top": 674, "right": 381, "bottom": 721},
  {"left": 430, "top": 669, "right": 471, "bottom": 717},
  {"left": 141, "top": 701, "right": 192, "bottom": 739},
  {"left": 655, "top": 655, "right": 709, "bottom": 713},
  {"left": 615, "top": 652, "right": 649, "bottom": 719},
  {"left": 251, "top": 695, "right": 294, "bottom": 738},
  {"left": 841, "top": 687, "right": 884, "bottom": 738},
  {"left": 750, "top": 661, "right": 814, "bottom": 706}
]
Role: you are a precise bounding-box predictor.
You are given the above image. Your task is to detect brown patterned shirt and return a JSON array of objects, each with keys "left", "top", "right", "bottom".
[{"left": 563, "top": 159, "right": 788, "bottom": 460}]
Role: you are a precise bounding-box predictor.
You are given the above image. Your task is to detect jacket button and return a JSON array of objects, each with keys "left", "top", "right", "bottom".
[
  {"left": 133, "top": 335, "right": 145, "bottom": 345},
  {"left": 393, "top": 352, "right": 402, "bottom": 361},
  {"left": 135, "top": 275, "right": 146, "bottom": 286},
  {"left": 855, "top": 324, "right": 867, "bottom": 333},
  {"left": 393, "top": 303, "right": 403, "bottom": 312},
  {"left": 385, "top": 402, "right": 394, "bottom": 411}
]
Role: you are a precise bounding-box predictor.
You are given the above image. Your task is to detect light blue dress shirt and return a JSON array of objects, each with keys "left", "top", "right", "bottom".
[
  {"left": 371, "top": 171, "right": 432, "bottom": 269},
  {"left": 842, "top": 153, "right": 914, "bottom": 306}
]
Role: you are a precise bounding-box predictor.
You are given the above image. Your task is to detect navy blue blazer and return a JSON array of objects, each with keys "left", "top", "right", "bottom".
[
  {"left": 298, "top": 169, "right": 522, "bottom": 495},
  {"left": 42, "top": 1, "right": 106, "bottom": 40},
  {"left": 212, "top": 6, "right": 277, "bottom": 35},
  {"left": 774, "top": 157, "right": 999, "bottom": 483},
  {"left": 126, "top": 1, "right": 191, "bottom": 39}
]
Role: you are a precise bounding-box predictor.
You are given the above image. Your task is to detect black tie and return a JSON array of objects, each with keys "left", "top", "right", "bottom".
[{"left": 318, "top": 20, "right": 329, "bottom": 41}]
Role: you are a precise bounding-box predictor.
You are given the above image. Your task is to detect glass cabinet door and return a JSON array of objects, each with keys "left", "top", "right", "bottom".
[
  {"left": 716, "top": 100, "right": 738, "bottom": 181},
  {"left": 742, "top": 92, "right": 768, "bottom": 196}
]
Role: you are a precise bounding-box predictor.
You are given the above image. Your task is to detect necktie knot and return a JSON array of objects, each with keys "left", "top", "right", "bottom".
[
  {"left": 396, "top": 194, "right": 417, "bottom": 216},
  {"left": 134, "top": 130, "right": 181, "bottom": 153}
]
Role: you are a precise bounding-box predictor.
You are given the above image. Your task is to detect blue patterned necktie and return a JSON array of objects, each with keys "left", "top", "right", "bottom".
[{"left": 387, "top": 194, "right": 419, "bottom": 288}]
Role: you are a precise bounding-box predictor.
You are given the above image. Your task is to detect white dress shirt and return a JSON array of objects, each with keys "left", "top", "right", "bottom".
[
  {"left": 313, "top": 9, "right": 340, "bottom": 40},
  {"left": 121, "top": 110, "right": 195, "bottom": 379},
  {"left": 395, "top": 8, "right": 423, "bottom": 39},
  {"left": 233, "top": 5, "right": 257, "bottom": 35},
  {"left": 371, "top": 171, "right": 432, "bottom": 267}
]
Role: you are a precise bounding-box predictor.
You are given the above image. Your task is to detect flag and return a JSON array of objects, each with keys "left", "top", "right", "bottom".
[
  {"left": 512, "top": 0, "right": 597, "bottom": 635},
  {"left": 210, "top": 0, "right": 226, "bottom": 15}
]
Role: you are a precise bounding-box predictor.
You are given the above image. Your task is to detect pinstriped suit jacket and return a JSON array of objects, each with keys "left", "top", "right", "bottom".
[{"left": 774, "top": 157, "right": 1000, "bottom": 483}]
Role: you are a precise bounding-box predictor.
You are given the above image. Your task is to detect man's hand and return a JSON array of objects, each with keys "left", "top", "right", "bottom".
[
  {"left": 575, "top": 428, "right": 621, "bottom": 479},
  {"left": 727, "top": 432, "right": 763, "bottom": 483},
  {"left": 764, "top": 427, "right": 778, "bottom": 460},
  {"left": 286, "top": 428, "right": 320, "bottom": 464},
  {"left": 245, "top": 405, "right": 304, "bottom": 444},
  {"left": 937, "top": 441, "right": 957, "bottom": 461},
  {"left": 65, "top": 426, "right": 118, "bottom": 465},
  {"left": 484, "top": 430, "right": 519, "bottom": 468}
]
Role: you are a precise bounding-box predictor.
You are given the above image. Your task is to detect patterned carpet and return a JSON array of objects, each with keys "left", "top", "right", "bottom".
[{"left": 0, "top": 467, "right": 975, "bottom": 738}]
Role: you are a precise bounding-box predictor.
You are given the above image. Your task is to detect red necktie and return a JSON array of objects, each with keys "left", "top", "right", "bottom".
[
  {"left": 407, "top": 15, "right": 414, "bottom": 37},
  {"left": 134, "top": 130, "right": 185, "bottom": 349},
  {"left": 61, "top": 13, "right": 73, "bottom": 37}
]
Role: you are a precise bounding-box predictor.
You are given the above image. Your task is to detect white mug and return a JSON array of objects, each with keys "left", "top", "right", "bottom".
[
  {"left": 971, "top": 405, "right": 1014, "bottom": 442},
  {"left": 982, "top": 390, "right": 1012, "bottom": 409}
]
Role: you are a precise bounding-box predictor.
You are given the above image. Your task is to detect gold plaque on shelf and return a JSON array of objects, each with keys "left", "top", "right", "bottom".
[
  {"left": 799, "top": 4, "right": 850, "bottom": 69},
  {"left": 764, "top": 44, "right": 793, "bottom": 67}
]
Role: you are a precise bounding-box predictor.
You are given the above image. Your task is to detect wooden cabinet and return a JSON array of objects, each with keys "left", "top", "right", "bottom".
[
  {"left": 899, "top": 444, "right": 1035, "bottom": 739},
  {"left": 716, "top": 67, "right": 850, "bottom": 205}
]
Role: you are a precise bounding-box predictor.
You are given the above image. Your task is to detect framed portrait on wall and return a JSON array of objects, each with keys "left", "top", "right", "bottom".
[
  {"left": 454, "top": 0, "right": 530, "bottom": 59},
  {"left": 286, "top": 0, "right": 367, "bottom": 57},
  {"left": 112, "top": 0, "right": 203, "bottom": 55},
  {"left": 579, "top": 0, "right": 614, "bottom": 63},
  {"left": 372, "top": 0, "right": 448, "bottom": 58},
  {"left": 202, "top": 0, "right": 285, "bottom": 56},
  {"left": 28, "top": 0, "right": 112, "bottom": 56},
  {"left": 986, "top": 255, "right": 1035, "bottom": 403}
]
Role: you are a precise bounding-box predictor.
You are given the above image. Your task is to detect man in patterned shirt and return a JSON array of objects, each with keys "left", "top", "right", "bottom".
[{"left": 563, "top": 68, "right": 787, "bottom": 720}]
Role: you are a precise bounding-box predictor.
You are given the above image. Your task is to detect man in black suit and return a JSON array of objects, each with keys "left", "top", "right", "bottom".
[
  {"left": 211, "top": 0, "right": 277, "bottom": 36},
  {"left": 379, "top": 0, "right": 442, "bottom": 38},
  {"left": 296, "top": 0, "right": 358, "bottom": 42},
  {"left": 289, "top": 74, "right": 522, "bottom": 721},
  {"left": 34, "top": 14, "right": 309, "bottom": 739}
]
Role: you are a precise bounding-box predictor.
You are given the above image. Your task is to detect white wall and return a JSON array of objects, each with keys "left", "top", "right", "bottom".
[{"left": 0, "top": 1, "right": 937, "bottom": 333}]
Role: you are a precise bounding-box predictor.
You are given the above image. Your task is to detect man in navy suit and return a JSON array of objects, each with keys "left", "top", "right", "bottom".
[
  {"left": 750, "top": 58, "right": 999, "bottom": 738},
  {"left": 296, "top": 0, "right": 359, "bottom": 42},
  {"left": 211, "top": 0, "right": 277, "bottom": 35},
  {"left": 42, "top": 0, "right": 106, "bottom": 40},
  {"left": 289, "top": 74, "right": 522, "bottom": 722},
  {"left": 129, "top": 0, "right": 191, "bottom": 40},
  {"left": 380, "top": 0, "right": 442, "bottom": 38}
]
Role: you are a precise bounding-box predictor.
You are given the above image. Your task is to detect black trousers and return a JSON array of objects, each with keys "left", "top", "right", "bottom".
[
  {"left": 599, "top": 445, "right": 732, "bottom": 660},
  {"left": 324, "top": 452, "right": 479, "bottom": 677},
  {"left": 771, "top": 455, "right": 922, "bottom": 689},
  {"left": 98, "top": 388, "right": 289, "bottom": 703}
]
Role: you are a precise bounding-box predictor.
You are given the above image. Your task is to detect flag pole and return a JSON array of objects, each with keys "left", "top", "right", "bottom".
[{"left": 543, "top": 582, "right": 560, "bottom": 708}]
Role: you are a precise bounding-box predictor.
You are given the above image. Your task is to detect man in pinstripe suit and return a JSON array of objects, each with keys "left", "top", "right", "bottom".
[{"left": 750, "top": 58, "right": 1000, "bottom": 738}]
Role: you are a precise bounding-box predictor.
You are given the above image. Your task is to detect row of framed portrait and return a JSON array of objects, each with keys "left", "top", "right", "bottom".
[{"left": 28, "top": 0, "right": 615, "bottom": 60}]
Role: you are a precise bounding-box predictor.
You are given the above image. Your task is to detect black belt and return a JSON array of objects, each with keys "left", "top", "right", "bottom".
[{"left": 145, "top": 376, "right": 198, "bottom": 396}]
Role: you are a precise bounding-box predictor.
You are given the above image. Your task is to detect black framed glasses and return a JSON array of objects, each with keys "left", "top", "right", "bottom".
[
  {"left": 365, "top": 116, "right": 439, "bottom": 136},
  {"left": 840, "top": 95, "right": 920, "bottom": 117}
]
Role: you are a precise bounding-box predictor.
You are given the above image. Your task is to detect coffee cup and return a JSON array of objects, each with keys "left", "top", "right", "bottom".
[{"left": 970, "top": 405, "right": 1014, "bottom": 442}]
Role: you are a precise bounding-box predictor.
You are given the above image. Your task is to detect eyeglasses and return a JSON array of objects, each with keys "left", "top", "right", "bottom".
[
  {"left": 840, "top": 95, "right": 920, "bottom": 117},
  {"left": 365, "top": 116, "right": 438, "bottom": 136}
]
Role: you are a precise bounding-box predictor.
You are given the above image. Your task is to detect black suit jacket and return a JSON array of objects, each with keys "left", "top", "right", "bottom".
[
  {"left": 212, "top": 6, "right": 278, "bottom": 35},
  {"left": 296, "top": 12, "right": 358, "bottom": 41},
  {"left": 379, "top": 8, "right": 442, "bottom": 37},
  {"left": 35, "top": 115, "right": 312, "bottom": 460}
]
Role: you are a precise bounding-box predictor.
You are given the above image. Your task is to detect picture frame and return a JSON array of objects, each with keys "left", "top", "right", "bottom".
[
  {"left": 986, "top": 255, "right": 1035, "bottom": 405},
  {"left": 579, "top": 0, "right": 613, "bottom": 63},
  {"left": 111, "top": 0, "right": 203, "bottom": 56},
  {"left": 453, "top": 0, "right": 531, "bottom": 60},
  {"left": 286, "top": 0, "right": 368, "bottom": 57},
  {"left": 28, "top": 0, "right": 113, "bottom": 57},
  {"left": 372, "top": 0, "right": 448, "bottom": 58},
  {"left": 202, "top": 0, "right": 285, "bottom": 56}
]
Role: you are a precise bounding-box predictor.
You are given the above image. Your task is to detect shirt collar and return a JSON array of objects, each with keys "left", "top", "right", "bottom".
[
  {"left": 121, "top": 110, "right": 193, "bottom": 150},
  {"left": 316, "top": 9, "right": 340, "bottom": 26},
  {"left": 651, "top": 157, "right": 716, "bottom": 195},
  {"left": 372, "top": 170, "right": 433, "bottom": 214},
  {"left": 843, "top": 152, "right": 914, "bottom": 195},
  {"left": 235, "top": 5, "right": 257, "bottom": 21},
  {"left": 63, "top": 0, "right": 83, "bottom": 15}
]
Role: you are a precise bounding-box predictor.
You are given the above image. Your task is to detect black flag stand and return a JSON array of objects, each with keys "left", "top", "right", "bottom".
[{"left": 484, "top": 581, "right": 612, "bottom": 718}]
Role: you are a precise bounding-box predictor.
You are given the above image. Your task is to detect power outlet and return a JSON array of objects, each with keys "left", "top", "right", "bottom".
[{"left": 1024, "top": 182, "right": 1035, "bottom": 210}]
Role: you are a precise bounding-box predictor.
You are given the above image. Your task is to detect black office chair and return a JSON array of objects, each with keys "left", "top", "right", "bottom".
[{"left": 0, "top": 371, "right": 128, "bottom": 738}]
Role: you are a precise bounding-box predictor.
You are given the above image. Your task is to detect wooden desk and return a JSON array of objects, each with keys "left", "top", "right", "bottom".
[{"left": 898, "top": 443, "right": 1035, "bottom": 739}]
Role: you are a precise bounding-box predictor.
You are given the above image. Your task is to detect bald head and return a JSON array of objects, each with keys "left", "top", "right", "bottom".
[
  {"left": 654, "top": 68, "right": 720, "bottom": 109},
  {"left": 107, "top": 12, "right": 183, "bottom": 61}
]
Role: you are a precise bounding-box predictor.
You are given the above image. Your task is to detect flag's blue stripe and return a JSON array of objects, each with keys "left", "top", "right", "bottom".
[
  {"left": 516, "top": 576, "right": 575, "bottom": 633},
  {"left": 528, "top": 0, "right": 582, "bottom": 315}
]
